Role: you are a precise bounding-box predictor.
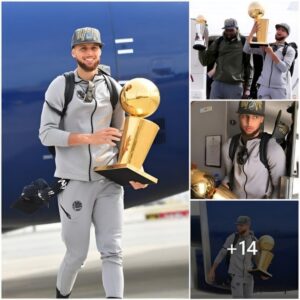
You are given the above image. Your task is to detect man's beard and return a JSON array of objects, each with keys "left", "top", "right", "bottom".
[
  {"left": 225, "top": 33, "right": 237, "bottom": 41},
  {"left": 240, "top": 125, "right": 261, "bottom": 140},
  {"left": 76, "top": 58, "right": 99, "bottom": 72},
  {"left": 275, "top": 34, "right": 285, "bottom": 42},
  {"left": 238, "top": 229, "right": 248, "bottom": 235}
]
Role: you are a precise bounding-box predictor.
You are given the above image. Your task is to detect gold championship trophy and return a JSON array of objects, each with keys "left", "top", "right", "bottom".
[
  {"left": 248, "top": 2, "right": 269, "bottom": 48},
  {"left": 193, "top": 15, "right": 207, "bottom": 50},
  {"left": 191, "top": 168, "right": 237, "bottom": 199},
  {"left": 248, "top": 235, "right": 275, "bottom": 278},
  {"left": 94, "top": 78, "right": 160, "bottom": 186}
]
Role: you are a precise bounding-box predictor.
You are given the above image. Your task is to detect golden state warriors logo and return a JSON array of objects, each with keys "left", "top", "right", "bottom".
[
  {"left": 240, "top": 101, "right": 263, "bottom": 112},
  {"left": 72, "top": 201, "right": 82, "bottom": 212},
  {"left": 75, "top": 27, "right": 99, "bottom": 41}
]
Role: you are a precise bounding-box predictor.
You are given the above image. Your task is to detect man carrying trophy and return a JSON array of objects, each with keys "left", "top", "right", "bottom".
[
  {"left": 39, "top": 27, "right": 148, "bottom": 298},
  {"left": 208, "top": 216, "right": 273, "bottom": 298},
  {"left": 221, "top": 101, "right": 286, "bottom": 199},
  {"left": 196, "top": 18, "right": 253, "bottom": 99},
  {"left": 244, "top": 3, "right": 296, "bottom": 99}
]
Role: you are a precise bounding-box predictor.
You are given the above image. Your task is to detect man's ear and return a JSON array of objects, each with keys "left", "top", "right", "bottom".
[
  {"left": 71, "top": 48, "right": 76, "bottom": 58},
  {"left": 260, "top": 116, "right": 265, "bottom": 124}
]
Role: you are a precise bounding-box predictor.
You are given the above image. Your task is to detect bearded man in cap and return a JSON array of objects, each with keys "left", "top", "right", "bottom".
[
  {"left": 39, "top": 27, "right": 147, "bottom": 298},
  {"left": 222, "top": 101, "right": 286, "bottom": 199},
  {"left": 197, "top": 18, "right": 253, "bottom": 99},
  {"left": 244, "top": 22, "right": 296, "bottom": 99},
  {"left": 208, "top": 216, "right": 267, "bottom": 298}
]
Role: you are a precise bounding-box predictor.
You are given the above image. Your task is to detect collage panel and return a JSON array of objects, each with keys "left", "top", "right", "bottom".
[
  {"left": 191, "top": 100, "right": 299, "bottom": 200},
  {"left": 190, "top": 201, "right": 299, "bottom": 298},
  {"left": 189, "top": 0, "right": 299, "bottom": 299},
  {"left": 1, "top": 1, "right": 300, "bottom": 300},
  {"left": 2, "top": 1, "right": 189, "bottom": 299},
  {"left": 190, "top": 0, "right": 298, "bottom": 101}
]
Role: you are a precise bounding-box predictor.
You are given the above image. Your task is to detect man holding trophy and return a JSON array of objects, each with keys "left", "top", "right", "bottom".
[
  {"left": 244, "top": 2, "right": 296, "bottom": 99},
  {"left": 208, "top": 216, "right": 274, "bottom": 298},
  {"left": 195, "top": 18, "right": 253, "bottom": 99},
  {"left": 39, "top": 27, "right": 150, "bottom": 298},
  {"left": 222, "top": 101, "right": 286, "bottom": 199}
]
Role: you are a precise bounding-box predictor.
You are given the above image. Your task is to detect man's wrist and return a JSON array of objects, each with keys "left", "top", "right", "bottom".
[{"left": 68, "top": 133, "right": 92, "bottom": 145}]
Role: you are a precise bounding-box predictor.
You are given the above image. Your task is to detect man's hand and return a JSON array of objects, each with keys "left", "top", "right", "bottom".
[
  {"left": 207, "top": 268, "right": 215, "bottom": 283},
  {"left": 260, "top": 275, "right": 269, "bottom": 280},
  {"left": 262, "top": 45, "right": 280, "bottom": 63},
  {"left": 89, "top": 128, "right": 122, "bottom": 146},
  {"left": 263, "top": 45, "right": 273, "bottom": 55},
  {"left": 251, "top": 21, "right": 260, "bottom": 35},
  {"left": 247, "top": 21, "right": 261, "bottom": 43},
  {"left": 242, "top": 88, "right": 251, "bottom": 99},
  {"left": 222, "top": 183, "right": 231, "bottom": 190},
  {"left": 68, "top": 128, "right": 122, "bottom": 146},
  {"left": 129, "top": 181, "right": 148, "bottom": 190}
]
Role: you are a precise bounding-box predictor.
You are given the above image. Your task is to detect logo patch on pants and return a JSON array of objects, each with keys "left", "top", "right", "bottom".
[{"left": 72, "top": 201, "right": 82, "bottom": 211}]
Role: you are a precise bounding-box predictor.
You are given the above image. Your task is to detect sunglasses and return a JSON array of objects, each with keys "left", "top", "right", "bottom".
[
  {"left": 237, "top": 146, "right": 249, "bottom": 165},
  {"left": 84, "top": 81, "right": 95, "bottom": 103}
]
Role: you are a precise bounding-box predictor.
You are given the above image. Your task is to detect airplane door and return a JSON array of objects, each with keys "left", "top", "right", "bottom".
[{"left": 280, "top": 101, "right": 300, "bottom": 199}]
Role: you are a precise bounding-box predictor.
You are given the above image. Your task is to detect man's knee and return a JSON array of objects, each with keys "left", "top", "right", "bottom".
[
  {"left": 98, "top": 239, "right": 122, "bottom": 264},
  {"left": 64, "top": 251, "right": 88, "bottom": 270}
]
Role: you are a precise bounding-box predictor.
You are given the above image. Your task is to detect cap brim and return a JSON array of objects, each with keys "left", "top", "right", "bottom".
[
  {"left": 275, "top": 25, "right": 289, "bottom": 34},
  {"left": 72, "top": 41, "right": 104, "bottom": 48},
  {"left": 222, "top": 26, "right": 237, "bottom": 29}
]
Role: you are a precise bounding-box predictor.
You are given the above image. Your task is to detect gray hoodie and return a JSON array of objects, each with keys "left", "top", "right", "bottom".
[
  {"left": 222, "top": 135, "right": 286, "bottom": 199},
  {"left": 243, "top": 41, "right": 296, "bottom": 89},
  {"left": 39, "top": 70, "right": 125, "bottom": 181},
  {"left": 214, "top": 232, "right": 258, "bottom": 278}
]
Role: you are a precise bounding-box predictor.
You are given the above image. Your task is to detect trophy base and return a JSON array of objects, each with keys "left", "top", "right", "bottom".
[
  {"left": 250, "top": 42, "right": 269, "bottom": 48},
  {"left": 248, "top": 268, "right": 272, "bottom": 278},
  {"left": 94, "top": 164, "right": 158, "bottom": 186},
  {"left": 193, "top": 43, "right": 206, "bottom": 51}
]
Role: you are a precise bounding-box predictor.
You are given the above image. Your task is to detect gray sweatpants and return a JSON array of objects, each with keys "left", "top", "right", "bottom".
[
  {"left": 258, "top": 85, "right": 287, "bottom": 99},
  {"left": 210, "top": 80, "right": 243, "bottom": 99},
  {"left": 230, "top": 274, "right": 254, "bottom": 298},
  {"left": 57, "top": 179, "right": 124, "bottom": 298}
]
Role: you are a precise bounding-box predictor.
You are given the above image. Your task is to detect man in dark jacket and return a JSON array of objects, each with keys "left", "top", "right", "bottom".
[{"left": 197, "top": 18, "right": 253, "bottom": 99}]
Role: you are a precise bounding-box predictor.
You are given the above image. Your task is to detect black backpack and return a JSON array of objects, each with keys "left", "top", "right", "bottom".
[
  {"left": 282, "top": 42, "right": 298, "bottom": 76},
  {"left": 46, "top": 65, "right": 119, "bottom": 156}
]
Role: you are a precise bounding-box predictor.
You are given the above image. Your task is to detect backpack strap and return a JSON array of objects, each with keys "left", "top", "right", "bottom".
[
  {"left": 282, "top": 43, "right": 288, "bottom": 57},
  {"left": 102, "top": 74, "right": 119, "bottom": 110},
  {"left": 240, "top": 35, "right": 246, "bottom": 46},
  {"left": 229, "top": 134, "right": 241, "bottom": 162},
  {"left": 259, "top": 132, "right": 272, "bottom": 196},
  {"left": 62, "top": 71, "right": 75, "bottom": 118},
  {"left": 215, "top": 36, "right": 224, "bottom": 59},
  {"left": 240, "top": 35, "right": 247, "bottom": 65},
  {"left": 225, "top": 233, "right": 239, "bottom": 267},
  {"left": 46, "top": 72, "right": 75, "bottom": 156},
  {"left": 259, "top": 132, "right": 272, "bottom": 171},
  {"left": 228, "top": 134, "right": 241, "bottom": 188}
]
